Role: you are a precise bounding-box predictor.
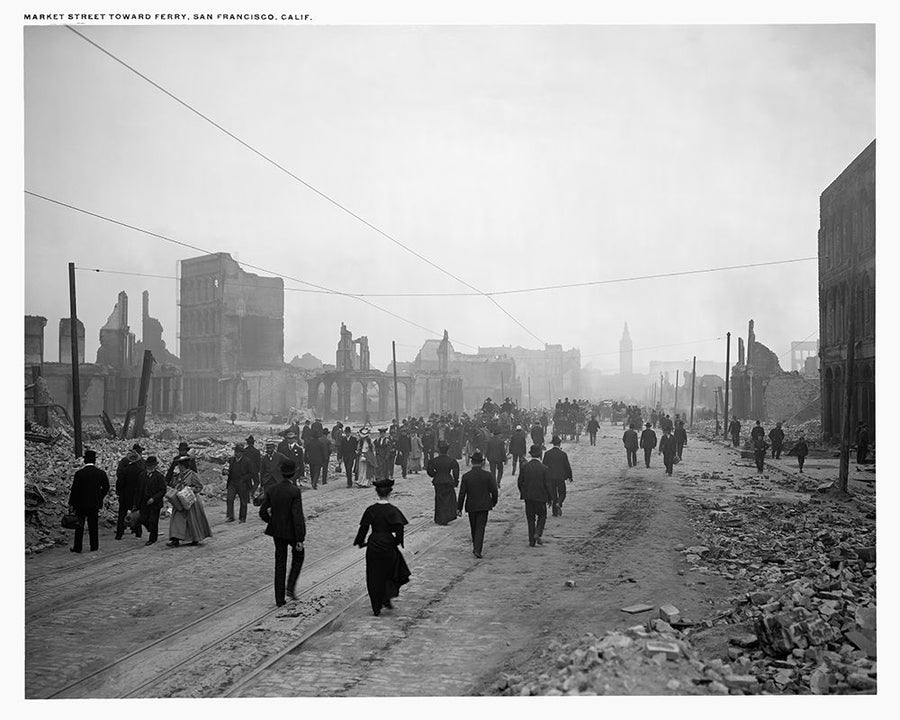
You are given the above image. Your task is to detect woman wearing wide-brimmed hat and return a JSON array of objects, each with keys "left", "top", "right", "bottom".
[
  {"left": 353, "top": 478, "right": 410, "bottom": 616},
  {"left": 166, "top": 456, "right": 213, "bottom": 547},
  {"left": 354, "top": 427, "right": 376, "bottom": 488}
]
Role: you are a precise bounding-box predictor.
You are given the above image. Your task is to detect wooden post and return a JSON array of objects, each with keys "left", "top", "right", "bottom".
[
  {"left": 838, "top": 290, "right": 857, "bottom": 493},
  {"left": 714, "top": 387, "right": 720, "bottom": 435},
  {"left": 131, "top": 350, "right": 155, "bottom": 438},
  {"left": 500, "top": 371, "right": 505, "bottom": 401},
  {"left": 674, "top": 369, "right": 679, "bottom": 415},
  {"left": 723, "top": 332, "right": 731, "bottom": 439},
  {"left": 68, "top": 263, "right": 83, "bottom": 458},
  {"left": 392, "top": 342, "right": 401, "bottom": 423},
  {"left": 689, "top": 356, "right": 697, "bottom": 428}
]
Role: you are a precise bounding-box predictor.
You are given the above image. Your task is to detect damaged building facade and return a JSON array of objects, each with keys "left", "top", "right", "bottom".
[
  {"left": 25, "top": 289, "right": 183, "bottom": 423},
  {"left": 476, "top": 343, "right": 576, "bottom": 408},
  {"left": 730, "top": 320, "right": 819, "bottom": 424},
  {"left": 818, "top": 141, "right": 875, "bottom": 440},
  {"left": 179, "top": 253, "right": 304, "bottom": 415}
]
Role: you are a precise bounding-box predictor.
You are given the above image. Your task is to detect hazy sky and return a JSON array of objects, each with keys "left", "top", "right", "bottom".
[{"left": 24, "top": 24, "right": 874, "bottom": 373}]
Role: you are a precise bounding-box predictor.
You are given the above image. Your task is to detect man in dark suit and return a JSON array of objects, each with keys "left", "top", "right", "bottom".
[
  {"left": 244, "top": 435, "right": 262, "bottom": 488},
  {"left": 622, "top": 424, "right": 639, "bottom": 467},
  {"left": 456, "top": 452, "right": 498, "bottom": 558},
  {"left": 530, "top": 422, "right": 545, "bottom": 453},
  {"left": 640, "top": 422, "right": 657, "bottom": 468},
  {"left": 259, "top": 460, "right": 306, "bottom": 606},
  {"left": 225, "top": 443, "right": 255, "bottom": 522},
  {"left": 68, "top": 450, "right": 110, "bottom": 553},
  {"left": 674, "top": 420, "right": 688, "bottom": 461},
  {"left": 277, "top": 431, "right": 304, "bottom": 484},
  {"left": 396, "top": 428, "right": 412, "bottom": 479},
  {"left": 543, "top": 435, "right": 573, "bottom": 517},
  {"left": 509, "top": 424, "right": 528, "bottom": 475},
  {"left": 659, "top": 428, "right": 677, "bottom": 476},
  {"left": 136, "top": 455, "right": 167, "bottom": 545},
  {"left": 260, "top": 440, "right": 289, "bottom": 493},
  {"left": 115, "top": 449, "right": 144, "bottom": 540},
  {"left": 517, "top": 445, "right": 553, "bottom": 547},
  {"left": 485, "top": 429, "right": 508, "bottom": 487},
  {"left": 305, "top": 431, "right": 326, "bottom": 489},
  {"left": 340, "top": 426, "right": 358, "bottom": 487}
]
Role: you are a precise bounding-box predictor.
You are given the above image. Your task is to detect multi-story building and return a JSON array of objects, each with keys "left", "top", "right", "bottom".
[
  {"left": 818, "top": 140, "right": 875, "bottom": 440},
  {"left": 179, "top": 253, "right": 284, "bottom": 412},
  {"left": 477, "top": 343, "right": 580, "bottom": 408}
]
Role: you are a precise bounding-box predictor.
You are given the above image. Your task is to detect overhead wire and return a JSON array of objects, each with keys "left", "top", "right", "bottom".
[
  {"left": 25, "top": 190, "right": 479, "bottom": 351},
  {"left": 64, "top": 24, "right": 546, "bottom": 346}
]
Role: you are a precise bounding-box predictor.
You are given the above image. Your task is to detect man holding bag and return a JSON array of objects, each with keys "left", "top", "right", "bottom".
[{"left": 259, "top": 461, "right": 306, "bottom": 606}]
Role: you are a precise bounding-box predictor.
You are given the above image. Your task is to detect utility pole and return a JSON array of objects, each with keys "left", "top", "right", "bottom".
[
  {"left": 674, "top": 369, "right": 679, "bottom": 415},
  {"left": 714, "top": 387, "right": 721, "bottom": 435},
  {"left": 68, "top": 262, "right": 83, "bottom": 458},
  {"left": 392, "top": 341, "right": 401, "bottom": 423},
  {"left": 528, "top": 376, "right": 532, "bottom": 410},
  {"left": 838, "top": 281, "right": 858, "bottom": 493},
  {"left": 689, "top": 356, "right": 697, "bottom": 428},
  {"left": 723, "top": 332, "right": 731, "bottom": 440},
  {"left": 500, "top": 371, "right": 505, "bottom": 401}
]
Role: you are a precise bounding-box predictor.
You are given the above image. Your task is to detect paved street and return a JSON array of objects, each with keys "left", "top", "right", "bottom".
[{"left": 25, "top": 420, "right": 874, "bottom": 698}]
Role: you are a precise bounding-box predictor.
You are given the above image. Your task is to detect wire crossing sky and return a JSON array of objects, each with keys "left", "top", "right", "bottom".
[{"left": 24, "top": 24, "right": 873, "bottom": 369}]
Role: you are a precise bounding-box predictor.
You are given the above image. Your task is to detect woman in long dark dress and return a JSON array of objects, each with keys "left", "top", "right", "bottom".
[
  {"left": 426, "top": 441, "right": 460, "bottom": 525},
  {"left": 353, "top": 478, "right": 410, "bottom": 616}
]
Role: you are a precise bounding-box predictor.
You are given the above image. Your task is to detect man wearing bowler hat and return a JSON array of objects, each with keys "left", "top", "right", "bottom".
[
  {"left": 225, "top": 442, "right": 254, "bottom": 522},
  {"left": 517, "top": 444, "right": 553, "bottom": 547},
  {"left": 457, "top": 452, "right": 498, "bottom": 558},
  {"left": 136, "top": 456, "right": 167, "bottom": 545},
  {"left": 543, "top": 435, "right": 573, "bottom": 517},
  {"left": 259, "top": 460, "right": 306, "bottom": 606}
]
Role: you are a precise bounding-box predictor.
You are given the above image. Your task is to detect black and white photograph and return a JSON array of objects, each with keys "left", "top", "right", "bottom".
[{"left": 12, "top": 0, "right": 893, "bottom": 709}]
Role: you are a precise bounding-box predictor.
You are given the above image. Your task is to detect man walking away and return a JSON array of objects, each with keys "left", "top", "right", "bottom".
[
  {"left": 225, "top": 443, "right": 254, "bottom": 522},
  {"left": 244, "top": 435, "right": 262, "bottom": 489},
  {"left": 136, "top": 456, "right": 167, "bottom": 545},
  {"left": 341, "top": 426, "right": 359, "bottom": 487},
  {"left": 318, "top": 431, "right": 333, "bottom": 485},
  {"left": 396, "top": 429, "right": 412, "bottom": 479},
  {"left": 518, "top": 445, "right": 552, "bottom": 547},
  {"left": 753, "top": 437, "right": 768, "bottom": 473},
  {"left": 622, "top": 424, "right": 639, "bottom": 467},
  {"left": 68, "top": 450, "right": 109, "bottom": 553},
  {"left": 259, "top": 461, "right": 306, "bottom": 606},
  {"left": 530, "top": 421, "right": 545, "bottom": 453},
  {"left": 543, "top": 435, "right": 573, "bottom": 517},
  {"left": 674, "top": 421, "right": 688, "bottom": 461},
  {"left": 856, "top": 423, "right": 870, "bottom": 465},
  {"left": 456, "top": 452, "right": 498, "bottom": 558},
  {"left": 115, "top": 449, "right": 144, "bottom": 540},
  {"left": 509, "top": 424, "right": 527, "bottom": 475},
  {"left": 768, "top": 422, "right": 785, "bottom": 460},
  {"left": 659, "top": 428, "right": 677, "bottom": 476},
  {"left": 729, "top": 417, "right": 742, "bottom": 447},
  {"left": 587, "top": 415, "right": 600, "bottom": 446},
  {"left": 640, "top": 422, "right": 657, "bottom": 468},
  {"left": 794, "top": 435, "right": 809, "bottom": 473},
  {"left": 750, "top": 420, "right": 765, "bottom": 445},
  {"left": 305, "top": 432, "right": 325, "bottom": 489},
  {"left": 485, "top": 429, "right": 508, "bottom": 488}
]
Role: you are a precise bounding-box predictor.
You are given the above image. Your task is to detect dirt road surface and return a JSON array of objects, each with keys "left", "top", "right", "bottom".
[{"left": 25, "top": 422, "right": 876, "bottom": 697}]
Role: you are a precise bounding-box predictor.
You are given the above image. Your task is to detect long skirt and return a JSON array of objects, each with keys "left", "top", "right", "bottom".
[
  {"left": 356, "top": 457, "right": 374, "bottom": 487},
  {"left": 169, "top": 496, "right": 213, "bottom": 542},
  {"left": 433, "top": 484, "right": 458, "bottom": 525},
  {"left": 365, "top": 544, "right": 411, "bottom": 615},
  {"left": 408, "top": 453, "right": 423, "bottom": 473}
]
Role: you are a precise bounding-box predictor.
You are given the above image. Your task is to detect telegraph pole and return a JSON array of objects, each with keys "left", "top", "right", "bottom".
[
  {"left": 500, "top": 371, "right": 505, "bottom": 401},
  {"left": 674, "top": 369, "right": 679, "bottom": 415},
  {"left": 723, "top": 332, "right": 731, "bottom": 440},
  {"left": 838, "top": 283, "right": 858, "bottom": 493},
  {"left": 68, "top": 262, "right": 83, "bottom": 458},
  {"left": 392, "top": 341, "right": 401, "bottom": 423},
  {"left": 689, "top": 356, "right": 697, "bottom": 428},
  {"left": 528, "top": 376, "right": 532, "bottom": 410}
]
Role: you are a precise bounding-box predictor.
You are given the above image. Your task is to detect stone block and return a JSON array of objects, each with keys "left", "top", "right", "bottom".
[
  {"left": 855, "top": 605, "right": 876, "bottom": 631},
  {"left": 644, "top": 640, "right": 681, "bottom": 659},
  {"left": 845, "top": 631, "right": 876, "bottom": 659},
  {"left": 621, "top": 603, "right": 654, "bottom": 614},
  {"left": 722, "top": 674, "right": 758, "bottom": 691},
  {"left": 659, "top": 604, "right": 681, "bottom": 624},
  {"left": 847, "top": 673, "right": 876, "bottom": 691}
]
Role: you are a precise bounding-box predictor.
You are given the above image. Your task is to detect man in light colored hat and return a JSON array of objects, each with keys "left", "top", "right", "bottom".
[
  {"left": 457, "top": 452, "right": 498, "bottom": 558},
  {"left": 225, "top": 442, "right": 254, "bottom": 522},
  {"left": 260, "top": 439, "right": 288, "bottom": 493},
  {"left": 509, "top": 424, "right": 528, "bottom": 475}
]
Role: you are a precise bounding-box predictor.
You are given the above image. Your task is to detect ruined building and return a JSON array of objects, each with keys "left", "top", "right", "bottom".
[
  {"left": 179, "top": 253, "right": 287, "bottom": 413},
  {"left": 730, "top": 320, "right": 818, "bottom": 423},
  {"left": 818, "top": 140, "right": 875, "bottom": 440},
  {"left": 476, "top": 343, "right": 577, "bottom": 408}
]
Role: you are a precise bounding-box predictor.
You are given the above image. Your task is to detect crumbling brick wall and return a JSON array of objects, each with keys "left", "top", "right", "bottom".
[{"left": 763, "top": 373, "right": 820, "bottom": 423}]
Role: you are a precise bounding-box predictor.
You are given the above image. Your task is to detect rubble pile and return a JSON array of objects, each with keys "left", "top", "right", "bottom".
[
  {"left": 681, "top": 495, "right": 876, "bottom": 694},
  {"left": 493, "top": 621, "right": 714, "bottom": 696},
  {"left": 692, "top": 418, "right": 825, "bottom": 447}
]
